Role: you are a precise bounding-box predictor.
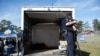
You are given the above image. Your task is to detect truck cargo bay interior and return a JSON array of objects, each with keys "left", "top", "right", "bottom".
[{"left": 24, "top": 11, "right": 72, "bottom": 54}]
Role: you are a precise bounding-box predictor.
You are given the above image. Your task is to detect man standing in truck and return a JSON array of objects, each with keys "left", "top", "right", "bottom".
[{"left": 61, "top": 13, "right": 77, "bottom": 56}]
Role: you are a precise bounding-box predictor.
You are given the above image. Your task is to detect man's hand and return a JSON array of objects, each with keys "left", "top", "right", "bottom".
[{"left": 72, "top": 25, "right": 77, "bottom": 31}]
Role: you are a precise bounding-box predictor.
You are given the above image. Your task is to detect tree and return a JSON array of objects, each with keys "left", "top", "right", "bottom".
[
  {"left": 0, "top": 23, "right": 3, "bottom": 31},
  {"left": 77, "top": 20, "right": 84, "bottom": 32},
  {"left": 93, "top": 19, "right": 100, "bottom": 31},
  {"left": 11, "top": 25, "right": 21, "bottom": 33},
  {"left": 0, "top": 19, "right": 7, "bottom": 32},
  {"left": 7, "top": 21, "right": 12, "bottom": 25},
  {"left": 0, "top": 19, "right": 21, "bottom": 33},
  {"left": 84, "top": 21, "right": 90, "bottom": 30}
]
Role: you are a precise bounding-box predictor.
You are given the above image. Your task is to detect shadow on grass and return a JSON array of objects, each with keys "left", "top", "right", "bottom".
[{"left": 76, "top": 50, "right": 90, "bottom": 56}]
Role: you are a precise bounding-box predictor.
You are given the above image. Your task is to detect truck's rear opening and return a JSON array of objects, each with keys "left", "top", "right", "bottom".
[{"left": 22, "top": 8, "right": 74, "bottom": 54}]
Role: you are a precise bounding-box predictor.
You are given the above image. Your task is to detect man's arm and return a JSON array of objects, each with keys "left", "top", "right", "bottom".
[
  {"left": 72, "top": 25, "right": 77, "bottom": 31},
  {"left": 66, "top": 21, "right": 76, "bottom": 26}
]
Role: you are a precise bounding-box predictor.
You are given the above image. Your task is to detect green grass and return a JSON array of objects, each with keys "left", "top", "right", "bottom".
[{"left": 77, "top": 36, "right": 100, "bottom": 56}]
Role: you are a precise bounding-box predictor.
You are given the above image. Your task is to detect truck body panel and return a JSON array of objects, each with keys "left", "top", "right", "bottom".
[{"left": 21, "top": 7, "right": 75, "bottom": 54}]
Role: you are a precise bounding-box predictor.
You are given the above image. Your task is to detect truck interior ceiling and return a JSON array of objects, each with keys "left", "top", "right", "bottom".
[{"left": 24, "top": 11, "right": 72, "bottom": 54}]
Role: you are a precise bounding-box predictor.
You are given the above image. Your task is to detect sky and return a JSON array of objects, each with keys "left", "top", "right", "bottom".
[{"left": 0, "top": 0, "right": 100, "bottom": 29}]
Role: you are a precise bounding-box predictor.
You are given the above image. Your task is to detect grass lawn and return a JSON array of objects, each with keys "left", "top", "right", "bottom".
[{"left": 77, "top": 36, "right": 100, "bottom": 56}]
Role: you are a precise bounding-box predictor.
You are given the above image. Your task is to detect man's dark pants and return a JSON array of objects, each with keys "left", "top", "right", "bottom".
[{"left": 63, "top": 32, "right": 75, "bottom": 56}]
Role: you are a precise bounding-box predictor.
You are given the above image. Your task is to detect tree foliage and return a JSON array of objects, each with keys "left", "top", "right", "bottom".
[
  {"left": 93, "top": 19, "right": 100, "bottom": 31},
  {"left": 83, "top": 21, "right": 91, "bottom": 30},
  {"left": 0, "top": 19, "right": 21, "bottom": 33},
  {"left": 77, "top": 20, "right": 84, "bottom": 32}
]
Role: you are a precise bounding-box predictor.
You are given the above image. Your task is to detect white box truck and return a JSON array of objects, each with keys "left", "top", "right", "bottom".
[{"left": 21, "top": 7, "right": 75, "bottom": 54}]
